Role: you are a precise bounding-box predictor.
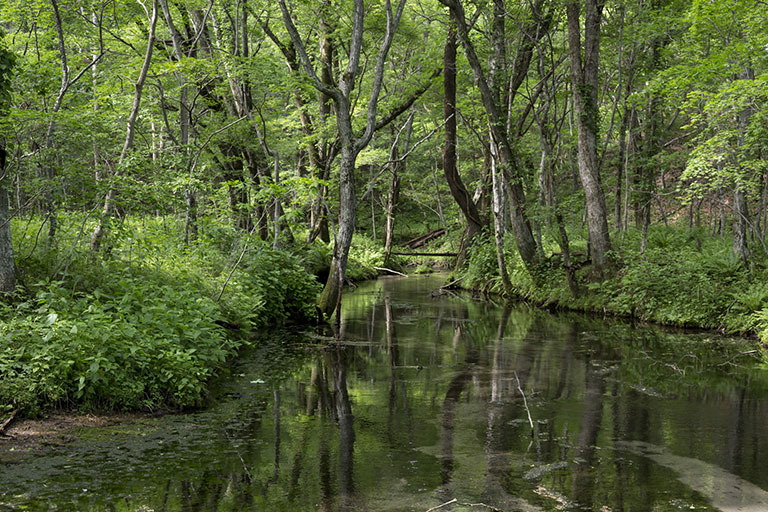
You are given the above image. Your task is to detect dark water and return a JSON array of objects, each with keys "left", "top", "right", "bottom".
[{"left": 3, "top": 275, "right": 768, "bottom": 512}]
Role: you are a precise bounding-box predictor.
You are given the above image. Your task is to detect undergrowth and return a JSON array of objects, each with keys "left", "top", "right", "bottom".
[
  {"left": 458, "top": 225, "right": 768, "bottom": 347},
  {"left": 0, "top": 214, "right": 320, "bottom": 415}
]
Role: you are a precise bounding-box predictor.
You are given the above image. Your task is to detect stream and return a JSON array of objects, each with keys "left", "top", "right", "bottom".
[{"left": 3, "top": 274, "right": 768, "bottom": 511}]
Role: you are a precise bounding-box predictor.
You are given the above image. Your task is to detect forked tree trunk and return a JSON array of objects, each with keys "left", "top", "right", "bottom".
[
  {"left": 443, "top": 15, "right": 484, "bottom": 260},
  {"left": 160, "top": 0, "right": 195, "bottom": 242},
  {"left": 383, "top": 117, "right": 412, "bottom": 263},
  {"left": 567, "top": 0, "right": 612, "bottom": 278},
  {"left": 280, "top": 0, "right": 407, "bottom": 321},
  {"left": 439, "top": 0, "right": 540, "bottom": 270}
]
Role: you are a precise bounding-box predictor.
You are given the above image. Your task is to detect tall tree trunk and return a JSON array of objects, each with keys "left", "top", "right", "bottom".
[
  {"left": 384, "top": 116, "right": 413, "bottom": 263},
  {"left": 44, "top": 0, "right": 68, "bottom": 243},
  {"left": 280, "top": 0, "right": 407, "bottom": 321},
  {"left": 91, "top": 0, "right": 158, "bottom": 251},
  {"left": 567, "top": 0, "right": 612, "bottom": 277},
  {"left": 184, "top": 190, "right": 197, "bottom": 245},
  {"left": 316, "top": 139, "right": 358, "bottom": 322},
  {"left": 383, "top": 170, "right": 400, "bottom": 263},
  {"left": 439, "top": 0, "right": 541, "bottom": 270},
  {"left": 160, "top": 0, "right": 194, "bottom": 242},
  {"left": 490, "top": 133, "right": 512, "bottom": 294},
  {"left": 615, "top": 46, "right": 636, "bottom": 231},
  {"left": 733, "top": 68, "right": 754, "bottom": 266},
  {"left": 309, "top": 3, "right": 337, "bottom": 244},
  {"left": 442, "top": 14, "right": 483, "bottom": 260},
  {"left": 733, "top": 187, "right": 750, "bottom": 264},
  {"left": 0, "top": 144, "right": 14, "bottom": 293}
]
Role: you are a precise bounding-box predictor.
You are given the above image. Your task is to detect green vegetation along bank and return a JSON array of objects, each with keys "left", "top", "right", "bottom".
[
  {"left": 0, "top": 214, "right": 328, "bottom": 417},
  {"left": 455, "top": 225, "right": 768, "bottom": 349}
]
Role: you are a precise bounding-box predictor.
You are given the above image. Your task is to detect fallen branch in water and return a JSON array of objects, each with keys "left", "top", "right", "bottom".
[
  {"left": 440, "top": 276, "right": 463, "bottom": 290},
  {"left": 0, "top": 409, "right": 18, "bottom": 435},
  {"left": 426, "top": 498, "right": 503, "bottom": 512},
  {"left": 373, "top": 266, "right": 407, "bottom": 277},
  {"left": 514, "top": 371, "right": 535, "bottom": 437},
  {"left": 426, "top": 498, "right": 457, "bottom": 511}
]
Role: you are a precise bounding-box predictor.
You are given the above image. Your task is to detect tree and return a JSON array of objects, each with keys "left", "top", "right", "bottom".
[
  {"left": 567, "top": 0, "right": 612, "bottom": 277},
  {"left": 438, "top": 0, "right": 549, "bottom": 271},
  {"left": 668, "top": 0, "right": 768, "bottom": 263},
  {"left": 442, "top": 13, "right": 484, "bottom": 261},
  {"left": 278, "top": 0, "right": 407, "bottom": 320},
  {"left": 90, "top": 0, "right": 159, "bottom": 252},
  {"left": 0, "top": 32, "right": 16, "bottom": 293}
]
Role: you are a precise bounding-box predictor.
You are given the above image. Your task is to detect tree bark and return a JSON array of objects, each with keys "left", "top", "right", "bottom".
[
  {"left": 279, "top": 0, "right": 407, "bottom": 321},
  {"left": 0, "top": 144, "right": 14, "bottom": 293},
  {"left": 384, "top": 117, "right": 413, "bottom": 263},
  {"left": 439, "top": 0, "right": 541, "bottom": 269},
  {"left": 442, "top": 15, "right": 484, "bottom": 258},
  {"left": 733, "top": 186, "right": 750, "bottom": 264},
  {"left": 160, "top": 0, "right": 195, "bottom": 241},
  {"left": 733, "top": 68, "right": 755, "bottom": 266},
  {"left": 490, "top": 132, "right": 512, "bottom": 294},
  {"left": 566, "top": 0, "right": 612, "bottom": 277}
]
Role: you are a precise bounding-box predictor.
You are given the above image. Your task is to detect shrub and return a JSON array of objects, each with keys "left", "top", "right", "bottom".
[{"left": 1, "top": 215, "right": 320, "bottom": 415}]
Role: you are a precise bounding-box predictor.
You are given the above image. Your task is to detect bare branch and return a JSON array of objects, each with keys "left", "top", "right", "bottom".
[{"left": 356, "top": 0, "right": 407, "bottom": 150}]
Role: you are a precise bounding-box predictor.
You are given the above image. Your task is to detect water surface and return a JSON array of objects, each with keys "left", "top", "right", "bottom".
[{"left": 3, "top": 274, "right": 768, "bottom": 511}]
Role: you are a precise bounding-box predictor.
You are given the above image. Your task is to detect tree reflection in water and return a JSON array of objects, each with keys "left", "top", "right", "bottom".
[{"left": 4, "top": 276, "right": 768, "bottom": 512}]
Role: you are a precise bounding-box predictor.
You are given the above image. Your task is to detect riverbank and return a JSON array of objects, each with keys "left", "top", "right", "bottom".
[
  {"left": 0, "top": 214, "right": 321, "bottom": 419},
  {"left": 454, "top": 225, "right": 768, "bottom": 351},
  {"left": 4, "top": 274, "right": 768, "bottom": 511}
]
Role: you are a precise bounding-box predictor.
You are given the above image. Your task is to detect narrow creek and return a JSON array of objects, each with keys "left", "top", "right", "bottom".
[{"left": 3, "top": 274, "right": 768, "bottom": 511}]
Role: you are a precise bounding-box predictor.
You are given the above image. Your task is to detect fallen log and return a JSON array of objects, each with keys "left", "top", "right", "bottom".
[
  {"left": 401, "top": 228, "right": 447, "bottom": 249},
  {"left": 0, "top": 409, "right": 18, "bottom": 435},
  {"left": 373, "top": 266, "right": 408, "bottom": 277},
  {"left": 391, "top": 251, "right": 457, "bottom": 257}
]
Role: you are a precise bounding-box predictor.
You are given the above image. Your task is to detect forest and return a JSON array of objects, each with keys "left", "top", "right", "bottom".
[{"left": 0, "top": 0, "right": 767, "bottom": 418}]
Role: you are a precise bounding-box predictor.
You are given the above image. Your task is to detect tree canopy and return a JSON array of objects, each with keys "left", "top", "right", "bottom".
[{"left": 0, "top": 0, "right": 767, "bottom": 311}]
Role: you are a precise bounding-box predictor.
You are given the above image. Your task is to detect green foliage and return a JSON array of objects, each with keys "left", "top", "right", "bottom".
[
  {"left": 224, "top": 247, "right": 321, "bottom": 328},
  {"left": 412, "top": 264, "right": 433, "bottom": 275},
  {"left": 604, "top": 246, "right": 743, "bottom": 327},
  {"left": 0, "top": 30, "right": 15, "bottom": 111},
  {"left": 462, "top": 232, "right": 504, "bottom": 294},
  {"left": 456, "top": 225, "right": 768, "bottom": 337},
  {"left": 0, "top": 214, "right": 319, "bottom": 415},
  {"left": 347, "top": 233, "right": 399, "bottom": 281},
  {"left": 0, "top": 270, "right": 232, "bottom": 413}
]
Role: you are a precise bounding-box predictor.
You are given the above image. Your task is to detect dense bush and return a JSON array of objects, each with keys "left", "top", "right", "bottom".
[{"left": 0, "top": 215, "right": 320, "bottom": 415}]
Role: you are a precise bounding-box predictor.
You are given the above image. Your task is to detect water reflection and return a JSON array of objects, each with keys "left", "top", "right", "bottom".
[{"left": 3, "top": 275, "right": 768, "bottom": 512}]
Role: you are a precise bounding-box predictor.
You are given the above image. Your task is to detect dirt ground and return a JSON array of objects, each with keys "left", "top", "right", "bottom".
[{"left": 0, "top": 412, "right": 147, "bottom": 454}]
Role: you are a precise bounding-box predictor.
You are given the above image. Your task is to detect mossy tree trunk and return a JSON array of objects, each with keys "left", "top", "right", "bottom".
[
  {"left": 567, "top": 0, "right": 612, "bottom": 278},
  {"left": 0, "top": 144, "right": 14, "bottom": 293}
]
